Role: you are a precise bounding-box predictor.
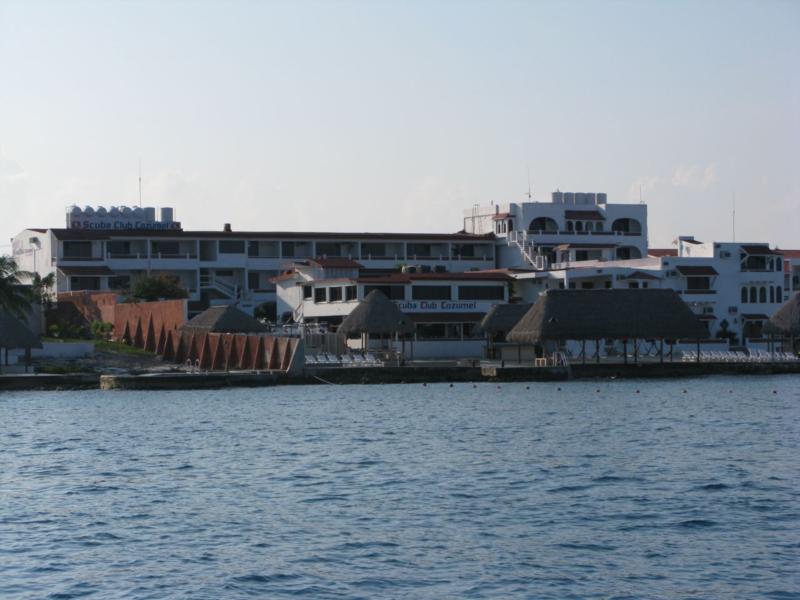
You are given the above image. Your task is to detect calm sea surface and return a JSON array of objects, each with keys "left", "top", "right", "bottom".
[{"left": 1, "top": 376, "right": 799, "bottom": 599}]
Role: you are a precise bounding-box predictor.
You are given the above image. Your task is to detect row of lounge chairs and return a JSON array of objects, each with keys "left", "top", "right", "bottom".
[
  {"left": 681, "top": 350, "right": 799, "bottom": 363},
  {"left": 306, "top": 353, "right": 384, "bottom": 367}
]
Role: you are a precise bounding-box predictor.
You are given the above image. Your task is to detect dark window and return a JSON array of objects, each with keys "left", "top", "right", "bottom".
[
  {"left": 580, "top": 282, "right": 594, "bottom": 289},
  {"left": 604, "top": 281, "right": 612, "bottom": 289},
  {"left": 750, "top": 287, "right": 757, "bottom": 303},
  {"left": 575, "top": 221, "right": 583, "bottom": 232},
  {"left": 70, "top": 276, "right": 100, "bottom": 290},
  {"left": 741, "top": 287, "right": 748, "bottom": 303},
  {"left": 412, "top": 285, "right": 451, "bottom": 300},
  {"left": 219, "top": 240, "right": 245, "bottom": 254},
  {"left": 628, "top": 282, "right": 639, "bottom": 289},
  {"left": 686, "top": 277, "right": 711, "bottom": 291},
  {"left": 248, "top": 272, "right": 260, "bottom": 290},
  {"left": 108, "top": 275, "right": 130, "bottom": 290},
  {"left": 777, "top": 286, "right": 782, "bottom": 301},
  {"left": 567, "top": 221, "right": 574, "bottom": 232},
  {"left": 361, "top": 243, "right": 387, "bottom": 258},
  {"left": 215, "top": 270, "right": 234, "bottom": 277},
  {"left": 416, "top": 323, "right": 463, "bottom": 340},
  {"left": 770, "top": 286, "right": 775, "bottom": 303},
  {"left": 345, "top": 286, "right": 357, "bottom": 301},
  {"left": 303, "top": 285, "right": 312, "bottom": 300},
  {"left": 364, "top": 285, "right": 405, "bottom": 300},
  {"left": 107, "top": 241, "right": 131, "bottom": 256},
  {"left": 63, "top": 241, "right": 92, "bottom": 258},
  {"left": 314, "top": 287, "right": 327, "bottom": 303},
  {"left": 407, "top": 243, "right": 432, "bottom": 257},
  {"left": 568, "top": 282, "right": 576, "bottom": 289},
  {"left": 458, "top": 285, "right": 505, "bottom": 300},
  {"left": 329, "top": 287, "right": 343, "bottom": 302},
  {"left": 451, "top": 244, "right": 476, "bottom": 258},
  {"left": 759, "top": 287, "right": 766, "bottom": 303},
  {"left": 151, "top": 241, "right": 180, "bottom": 255},
  {"left": 575, "top": 250, "right": 589, "bottom": 261},
  {"left": 776, "top": 259, "right": 782, "bottom": 272},
  {"left": 316, "top": 242, "right": 342, "bottom": 257}
]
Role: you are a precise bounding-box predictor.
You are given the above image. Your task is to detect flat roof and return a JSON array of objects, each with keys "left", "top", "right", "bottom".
[{"left": 43, "top": 228, "right": 496, "bottom": 242}]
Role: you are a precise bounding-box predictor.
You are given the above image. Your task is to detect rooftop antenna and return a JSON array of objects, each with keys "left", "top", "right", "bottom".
[
  {"left": 526, "top": 168, "right": 532, "bottom": 199},
  {"left": 138, "top": 159, "right": 142, "bottom": 207}
]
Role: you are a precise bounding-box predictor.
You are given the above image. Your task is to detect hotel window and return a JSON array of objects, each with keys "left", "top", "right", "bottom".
[
  {"left": 63, "top": 241, "right": 93, "bottom": 258},
  {"left": 458, "top": 285, "right": 505, "bottom": 300},
  {"left": 247, "top": 272, "right": 260, "bottom": 290},
  {"left": 452, "top": 244, "right": 477, "bottom": 258},
  {"left": 770, "top": 286, "right": 775, "bottom": 303},
  {"left": 70, "top": 276, "right": 101, "bottom": 291},
  {"left": 686, "top": 277, "right": 711, "bottom": 291},
  {"left": 407, "top": 243, "right": 433, "bottom": 258},
  {"left": 329, "top": 287, "right": 343, "bottom": 302},
  {"left": 581, "top": 282, "right": 594, "bottom": 289},
  {"left": 107, "top": 241, "right": 132, "bottom": 256},
  {"left": 741, "top": 287, "right": 748, "bottom": 303},
  {"left": 314, "top": 287, "right": 327, "bottom": 303},
  {"left": 303, "top": 285, "right": 312, "bottom": 300},
  {"left": 364, "top": 285, "right": 404, "bottom": 300},
  {"left": 412, "top": 285, "right": 451, "bottom": 300},
  {"left": 362, "top": 243, "right": 387, "bottom": 258},
  {"left": 777, "top": 286, "right": 782, "bottom": 301},
  {"left": 219, "top": 240, "right": 245, "bottom": 254},
  {"left": 316, "top": 242, "right": 343, "bottom": 257},
  {"left": 345, "top": 285, "right": 357, "bottom": 301},
  {"left": 759, "top": 287, "right": 767, "bottom": 303},
  {"left": 151, "top": 241, "right": 180, "bottom": 256},
  {"left": 248, "top": 241, "right": 279, "bottom": 258},
  {"left": 108, "top": 275, "right": 131, "bottom": 290},
  {"left": 750, "top": 287, "right": 757, "bottom": 303}
]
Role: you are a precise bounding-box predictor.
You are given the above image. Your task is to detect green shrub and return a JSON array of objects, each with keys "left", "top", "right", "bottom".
[{"left": 90, "top": 320, "right": 114, "bottom": 340}]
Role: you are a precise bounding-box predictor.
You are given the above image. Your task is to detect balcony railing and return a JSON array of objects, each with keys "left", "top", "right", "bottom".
[{"left": 59, "top": 255, "right": 104, "bottom": 262}]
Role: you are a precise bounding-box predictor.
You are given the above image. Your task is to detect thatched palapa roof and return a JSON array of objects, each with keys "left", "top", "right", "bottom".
[
  {"left": 0, "top": 311, "right": 42, "bottom": 349},
  {"left": 338, "top": 290, "right": 415, "bottom": 336},
  {"left": 507, "top": 289, "right": 708, "bottom": 343},
  {"left": 180, "top": 305, "right": 268, "bottom": 335},
  {"left": 764, "top": 292, "right": 800, "bottom": 336},
  {"left": 475, "top": 303, "right": 531, "bottom": 336}
]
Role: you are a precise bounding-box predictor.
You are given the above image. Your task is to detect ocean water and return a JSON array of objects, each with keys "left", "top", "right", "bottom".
[{"left": 1, "top": 376, "right": 798, "bottom": 599}]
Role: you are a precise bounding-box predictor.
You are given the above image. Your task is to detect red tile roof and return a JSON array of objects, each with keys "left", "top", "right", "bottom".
[
  {"left": 491, "top": 212, "right": 511, "bottom": 220},
  {"left": 648, "top": 248, "right": 678, "bottom": 257},
  {"left": 741, "top": 244, "right": 779, "bottom": 256},
  {"left": 778, "top": 249, "right": 800, "bottom": 259},
  {"left": 621, "top": 270, "right": 662, "bottom": 281}
]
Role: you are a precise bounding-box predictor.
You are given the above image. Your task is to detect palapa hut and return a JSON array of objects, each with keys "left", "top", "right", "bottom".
[
  {"left": 475, "top": 302, "right": 531, "bottom": 359},
  {"left": 507, "top": 289, "right": 708, "bottom": 364},
  {"left": 180, "top": 305, "right": 268, "bottom": 335},
  {"left": 338, "top": 290, "right": 414, "bottom": 355},
  {"left": 0, "top": 311, "right": 43, "bottom": 369},
  {"left": 764, "top": 292, "right": 800, "bottom": 353}
]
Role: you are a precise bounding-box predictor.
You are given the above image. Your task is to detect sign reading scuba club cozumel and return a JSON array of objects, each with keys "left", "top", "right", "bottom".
[
  {"left": 396, "top": 300, "right": 479, "bottom": 312},
  {"left": 66, "top": 206, "right": 182, "bottom": 231}
]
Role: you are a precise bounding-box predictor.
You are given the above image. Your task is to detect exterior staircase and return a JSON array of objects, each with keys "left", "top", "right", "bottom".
[{"left": 507, "top": 230, "right": 549, "bottom": 270}]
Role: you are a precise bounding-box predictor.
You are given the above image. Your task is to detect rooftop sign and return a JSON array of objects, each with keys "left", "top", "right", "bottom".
[{"left": 66, "top": 205, "right": 182, "bottom": 231}]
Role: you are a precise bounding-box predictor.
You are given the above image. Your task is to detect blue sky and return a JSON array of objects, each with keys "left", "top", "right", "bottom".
[{"left": 1, "top": 0, "right": 797, "bottom": 249}]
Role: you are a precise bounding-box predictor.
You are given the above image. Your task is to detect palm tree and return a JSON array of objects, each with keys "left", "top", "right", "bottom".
[{"left": 0, "top": 256, "right": 34, "bottom": 319}]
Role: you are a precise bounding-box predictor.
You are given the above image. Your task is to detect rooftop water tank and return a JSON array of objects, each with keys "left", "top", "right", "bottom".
[
  {"left": 96, "top": 207, "right": 107, "bottom": 216},
  {"left": 552, "top": 191, "right": 563, "bottom": 204},
  {"left": 597, "top": 193, "right": 607, "bottom": 204},
  {"left": 109, "top": 206, "right": 120, "bottom": 217},
  {"left": 121, "top": 206, "right": 133, "bottom": 216},
  {"left": 564, "top": 192, "right": 575, "bottom": 204},
  {"left": 160, "top": 207, "right": 174, "bottom": 222},
  {"left": 69, "top": 205, "right": 81, "bottom": 215},
  {"left": 83, "top": 206, "right": 95, "bottom": 215},
  {"left": 132, "top": 207, "right": 144, "bottom": 218},
  {"left": 144, "top": 207, "right": 156, "bottom": 221}
]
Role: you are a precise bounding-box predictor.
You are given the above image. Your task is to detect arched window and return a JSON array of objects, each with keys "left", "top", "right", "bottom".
[
  {"left": 595, "top": 222, "right": 603, "bottom": 232},
  {"left": 770, "top": 286, "right": 775, "bottom": 303},
  {"left": 750, "top": 287, "right": 757, "bottom": 303},
  {"left": 741, "top": 287, "right": 748, "bottom": 303},
  {"left": 759, "top": 287, "right": 767, "bottom": 303},
  {"left": 776, "top": 286, "right": 782, "bottom": 302},
  {"left": 567, "top": 221, "right": 574, "bottom": 232},
  {"left": 611, "top": 218, "right": 642, "bottom": 234},
  {"left": 575, "top": 221, "right": 583, "bottom": 232},
  {"left": 529, "top": 217, "right": 558, "bottom": 233}
]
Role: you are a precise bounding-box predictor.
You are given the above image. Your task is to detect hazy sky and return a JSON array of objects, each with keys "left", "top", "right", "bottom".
[{"left": 1, "top": 0, "right": 798, "bottom": 251}]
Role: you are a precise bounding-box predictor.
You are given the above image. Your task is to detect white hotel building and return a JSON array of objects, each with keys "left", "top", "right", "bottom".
[{"left": 11, "top": 193, "right": 798, "bottom": 348}]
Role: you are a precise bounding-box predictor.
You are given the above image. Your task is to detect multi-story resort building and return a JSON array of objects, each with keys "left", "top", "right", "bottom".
[{"left": 11, "top": 192, "right": 798, "bottom": 353}]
